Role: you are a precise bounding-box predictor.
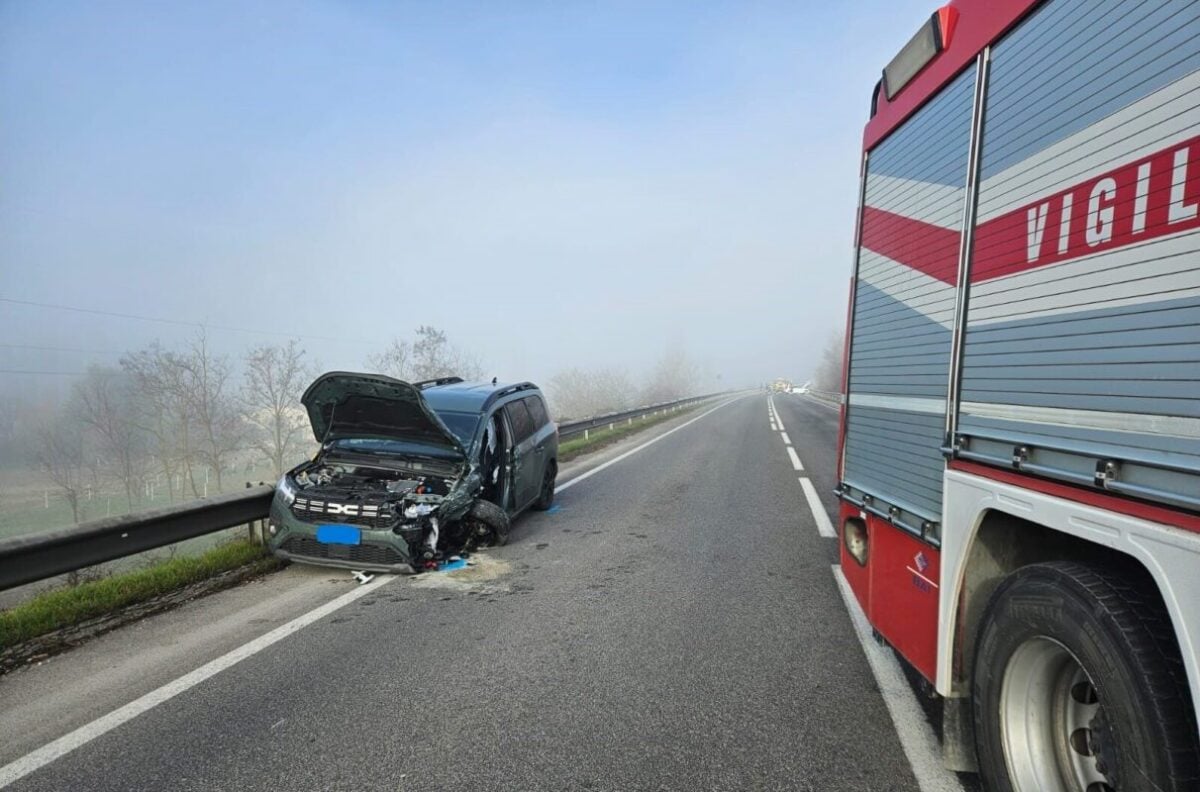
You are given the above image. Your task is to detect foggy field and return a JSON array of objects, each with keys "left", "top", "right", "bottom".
[{"left": 0, "top": 461, "right": 282, "bottom": 542}]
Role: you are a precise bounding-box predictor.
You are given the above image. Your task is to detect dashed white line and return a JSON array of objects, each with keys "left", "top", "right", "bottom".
[
  {"left": 780, "top": 431, "right": 791, "bottom": 445},
  {"left": 799, "top": 477, "right": 836, "bottom": 538},
  {"left": 831, "top": 567, "right": 966, "bottom": 792},
  {"left": 0, "top": 575, "right": 395, "bottom": 789},
  {"left": 786, "top": 445, "right": 804, "bottom": 471}
]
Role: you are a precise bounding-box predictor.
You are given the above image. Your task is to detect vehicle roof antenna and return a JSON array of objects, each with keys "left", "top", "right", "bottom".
[{"left": 492, "top": 376, "right": 497, "bottom": 385}]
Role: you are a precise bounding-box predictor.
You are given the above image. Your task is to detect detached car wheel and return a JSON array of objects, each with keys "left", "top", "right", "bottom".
[
  {"left": 972, "top": 562, "right": 1199, "bottom": 792},
  {"left": 467, "top": 500, "right": 510, "bottom": 547},
  {"left": 533, "top": 462, "right": 556, "bottom": 511}
]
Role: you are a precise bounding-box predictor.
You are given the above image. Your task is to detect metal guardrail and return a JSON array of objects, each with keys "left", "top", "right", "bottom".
[
  {"left": 556, "top": 392, "right": 724, "bottom": 440},
  {"left": 803, "top": 389, "right": 844, "bottom": 407},
  {"left": 0, "top": 392, "right": 728, "bottom": 592},
  {"left": 0, "top": 486, "right": 275, "bottom": 592}
]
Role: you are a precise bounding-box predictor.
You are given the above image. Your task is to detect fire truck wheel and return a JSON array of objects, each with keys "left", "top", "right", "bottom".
[{"left": 972, "top": 561, "right": 1198, "bottom": 792}]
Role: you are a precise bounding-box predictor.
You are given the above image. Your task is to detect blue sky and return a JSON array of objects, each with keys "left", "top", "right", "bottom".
[{"left": 1, "top": 0, "right": 934, "bottom": 398}]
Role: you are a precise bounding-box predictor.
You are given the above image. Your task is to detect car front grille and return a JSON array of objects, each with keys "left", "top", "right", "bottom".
[
  {"left": 290, "top": 497, "right": 396, "bottom": 529},
  {"left": 280, "top": 536, "right": 406, "bottom": 566}
]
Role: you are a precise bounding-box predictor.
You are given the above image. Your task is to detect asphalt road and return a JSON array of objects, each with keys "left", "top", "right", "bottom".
[{"left": 2, "top": 393, "right": 929, "bottom": 792}]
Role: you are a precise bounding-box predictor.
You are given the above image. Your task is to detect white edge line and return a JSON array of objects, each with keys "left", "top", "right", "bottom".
[
  {"left": 786, "top": 445, "right": 804, "bottom": 471},
  {"left": 555, "top": 395, "right": 748, "bottom": 494},
  {"left": 799, "top": 477, "right": 836, "bottom": 538},
  {"left": 0, "top": 574, "right": 395, "bottom": 789},
  {"left": 780, "top": 431, "right": 791, "bottom": 446},
  {"left": 831, "top": 566, "right": 965, "bottom": 792}
]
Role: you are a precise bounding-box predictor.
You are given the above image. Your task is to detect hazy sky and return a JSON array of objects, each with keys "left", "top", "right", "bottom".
[{"left": 1, "top": 0, "right": 932, "bottom": 400}]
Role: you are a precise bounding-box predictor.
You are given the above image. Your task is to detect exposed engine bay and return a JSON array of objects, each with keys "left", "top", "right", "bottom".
[{"left": 287, "top": 459, "right": 506, "bottom": 570}]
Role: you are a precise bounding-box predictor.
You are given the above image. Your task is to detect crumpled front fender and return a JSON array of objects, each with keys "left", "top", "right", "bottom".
[{"left": 437, "top": 466, "right": 482, "bottom": 523}]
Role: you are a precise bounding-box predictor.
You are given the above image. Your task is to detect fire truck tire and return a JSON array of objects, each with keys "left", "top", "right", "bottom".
[{"left": 972, "top": 561, "right": 1199, "bottom": 792}]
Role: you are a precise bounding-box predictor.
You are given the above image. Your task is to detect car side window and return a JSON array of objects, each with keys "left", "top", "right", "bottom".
[
  {"left": 524, "top": 395, "right": 549, "bottom": 428},
  {"left": 505, "top": 400, "right": 535, "bottom": 443}
]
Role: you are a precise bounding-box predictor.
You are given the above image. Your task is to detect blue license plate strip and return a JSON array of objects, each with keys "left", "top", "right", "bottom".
[{"left": 316, "top": 525, "right": 362, "bottom": 545}]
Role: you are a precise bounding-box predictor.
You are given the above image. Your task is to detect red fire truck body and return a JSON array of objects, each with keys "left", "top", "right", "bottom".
[{"left": 837, "top": 0, "right": 1200, "bottom": 786}]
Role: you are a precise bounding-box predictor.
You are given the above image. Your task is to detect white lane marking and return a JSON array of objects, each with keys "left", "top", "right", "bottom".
[
  {"left": 780, "top": 431, "right": 791, "bottom": 446},
  {"left": 800, "top": 477, "right": 836, "bottom": 538},
  {"left": 555, "top": 395, "right": 748, "bottom": 494},
  {"left": 832, "top": 567, "right": 965, "bottom": 792},
  {"left": 770, "top": 422, "right": 778, "bottom": 432},
  {"left": 0, "top": 575, "right": 395, "bottom": 789},
  {"left": 786, "top": 445, "right": 804, "bottom": 471}
]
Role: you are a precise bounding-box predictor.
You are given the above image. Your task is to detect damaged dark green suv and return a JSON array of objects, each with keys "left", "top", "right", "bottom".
[{"left": 267, "top": 372, "right": 558, "bottom": 573}]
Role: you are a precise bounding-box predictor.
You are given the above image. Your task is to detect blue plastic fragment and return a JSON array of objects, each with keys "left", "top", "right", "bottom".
[
  {"left": 439, "top": 558, "right": 468, "bottom": 572},
  {"left": 547, "top": 504, "right": 563, "bottom": 514}
]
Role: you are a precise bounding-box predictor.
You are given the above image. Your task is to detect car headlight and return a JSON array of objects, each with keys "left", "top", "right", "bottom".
[{"left": 277, "top": 475, "right": 298, "bottom": 505}]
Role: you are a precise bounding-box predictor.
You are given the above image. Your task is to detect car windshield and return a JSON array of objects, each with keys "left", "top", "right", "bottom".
[{"left": 432, "top": 410, "right": 479, "bottom": 445}]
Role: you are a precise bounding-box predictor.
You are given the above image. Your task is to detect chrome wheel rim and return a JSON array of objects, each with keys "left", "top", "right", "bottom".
[{"left": 1000, "top": 637, "right": 1114, "bottom": 792}]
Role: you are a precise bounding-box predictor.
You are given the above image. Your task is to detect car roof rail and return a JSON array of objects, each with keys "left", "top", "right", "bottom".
[
  {"left": 413, "top": 376, "right": 464, "bottom": 389},
  {"left": 480, "top": 382, "right": 538, "bottom": 411},
  {"left": 495, "top": 382, "right": 538, "bottom": 398}
]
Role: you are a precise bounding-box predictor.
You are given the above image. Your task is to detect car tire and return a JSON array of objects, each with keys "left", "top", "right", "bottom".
[
  {"left": 532, "top": 462, "right": 556, "bottom": 511},
  {"left": 468, "top": 499, "right": 510, "bottom": 547},
  {"left": 972, "top": 561, "right": 1199, "bottom": 792}
]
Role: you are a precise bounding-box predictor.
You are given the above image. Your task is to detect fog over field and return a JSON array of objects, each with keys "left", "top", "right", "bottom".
[{"left": 1, "top": 0, "right": 930, "bottom": 401}]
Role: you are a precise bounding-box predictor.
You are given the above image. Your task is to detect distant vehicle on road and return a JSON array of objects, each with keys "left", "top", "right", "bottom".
[
  {"left": 268, "top": 373, "right": 558, "bottom": 573},
  {"left": 836, "top": 2, "right": 1200, "bottom": 790}
]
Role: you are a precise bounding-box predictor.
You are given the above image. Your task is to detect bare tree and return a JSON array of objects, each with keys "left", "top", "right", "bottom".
[
  {"left": 73, "top": 366, "right": 146, "bottom": 509},
  {"left": 366, "top": 338, "right": 412, "bottom": 380},
  {"left": 33, "top": 418, "right": 86, "bottom": 524},
  {"left": 122, "top": 344, "right": 198, "bottom": 501},
  {"left": 412, "top": 325, "right": 486, "bottom": 380},
  {"left": 0, "top": 393, "right": 29, "bottom": 467},
  {"left": 178, "top": 332, "right": 240, "bottom": 494},
  {"left": 369, "top": 326, "right": 484, "bottom": 382},
  {"left": 641, "top": 348, "right": 700, "bottom": 405},
  {"left": 242, "top": 340, "right": 315, "bottom": 478},
  {"left": 813, "top": 330, "right": 845, "bottom": 392}
]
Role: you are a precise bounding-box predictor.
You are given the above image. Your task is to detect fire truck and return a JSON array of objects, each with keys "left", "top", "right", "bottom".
[{"left": 836, "top": 1, "right": 1200, "bottom": 789}]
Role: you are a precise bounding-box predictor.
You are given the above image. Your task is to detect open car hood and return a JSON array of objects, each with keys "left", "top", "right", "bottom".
[{"left": 301, "top": 372, "right": 465, "bottom": 457}]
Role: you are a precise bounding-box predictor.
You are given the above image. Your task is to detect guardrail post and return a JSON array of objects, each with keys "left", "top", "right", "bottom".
[
  {"left": 246, "top": 482, "right": 262, "bottom": 544},
  {"left": 584, "top": 428, "right": 590, "bottom": 440},
  {"left": 627, "top": 417, "right": 632, "bottom": 426}
]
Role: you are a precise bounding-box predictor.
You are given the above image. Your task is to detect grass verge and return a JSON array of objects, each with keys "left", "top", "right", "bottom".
[
  {"left": 559, "top": 403, "right": 702, "bottom": 462},
  {"left": 0, "top": 538, "right": 280, "bottom": 651}
]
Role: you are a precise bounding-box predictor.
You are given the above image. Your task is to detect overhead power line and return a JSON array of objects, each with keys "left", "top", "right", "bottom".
[
  {"left": 0, "top": 368, "right": 87, "bottom": 376},
  {"left": 0, "top": 297, "right": 374, "bottom": 346},
  {"left": 0, "top": 343, "right": 122, "bottom": 355}
]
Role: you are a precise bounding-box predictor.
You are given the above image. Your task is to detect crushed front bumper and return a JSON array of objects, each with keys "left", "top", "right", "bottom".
[{"left": 267, "top": 499, "right": 418, "bottom": 574}]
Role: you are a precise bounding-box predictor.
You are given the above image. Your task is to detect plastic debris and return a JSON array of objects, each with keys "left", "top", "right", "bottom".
[{"left": 351, "top": 570, "right": 375, "bottom": 585}]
